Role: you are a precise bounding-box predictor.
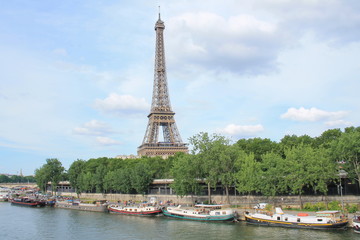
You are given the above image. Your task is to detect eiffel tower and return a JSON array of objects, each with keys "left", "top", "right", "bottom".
[{"left": 137, "top": 13, "right": 188, "bottom": 157}]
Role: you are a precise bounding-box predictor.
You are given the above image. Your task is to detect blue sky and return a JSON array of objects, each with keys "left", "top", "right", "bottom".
[{"left": 1, "top": 0, "right": 359, "bottom": 175}]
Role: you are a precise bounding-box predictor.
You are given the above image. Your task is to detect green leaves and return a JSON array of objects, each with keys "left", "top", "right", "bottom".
[{"left": 34, "top": 158, "right": 65, "bottom": 194}]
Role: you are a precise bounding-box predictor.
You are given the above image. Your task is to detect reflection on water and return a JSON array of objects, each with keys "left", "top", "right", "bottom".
[{"left": 0, "top": 203, "right": 356, "bottom": 240}]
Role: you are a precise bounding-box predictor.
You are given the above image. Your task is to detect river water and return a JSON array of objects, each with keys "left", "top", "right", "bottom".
[{"left": 0, "top": 202, "right": 357, "bottom": 240}]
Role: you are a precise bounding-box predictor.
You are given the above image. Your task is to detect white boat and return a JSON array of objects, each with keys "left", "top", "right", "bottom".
[
  {"left": 244, "top": 207, "right": 348, "bottom": 229},
  {"left": 0, "top": 187, "right": 10, "bottom": 202},
  {"left": 353, "top": 214, "right": 360, "bottom": 233},
  {"left": 162, "top": 204, "right": 235, "bottom": 221},
  {"left": 108, "top": 204, "right": 162, "bottom": 216}
]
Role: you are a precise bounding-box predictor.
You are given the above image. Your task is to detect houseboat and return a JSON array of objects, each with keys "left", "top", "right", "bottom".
[
  {"left": 11, "top": 197, "right": 46, "bottom": 207},
  {"left": 0, "top": 187, "right": 10, "bottom": 202},
  {"left": 55, "top": 199, "right": 108, "bottom": 212},
  {"left": 162, "top": 204, "right": 235, "bottom": 221},
  {"left": 353, "top": 214, "right": 360, "bottom": 233},
  {"left": 108, "top": 204, "right": 162, "bottom": 216},
  {"left": 244, "top": 207, "right": 348, "bottom": 229}
]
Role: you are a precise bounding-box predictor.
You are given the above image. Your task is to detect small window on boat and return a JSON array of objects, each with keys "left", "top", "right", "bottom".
[
  {"left": 222, "top": 211, "right": 226, "bottom": 215},
  {"left": 135, "top": 209, "right": 137, "bottom": 212},
  {"left": 297, "top": 218, "right": 301, "bottom": 222},
  {"left": 277, "top": 217, "right": 280, "bottom": 220},
  {"left": 215, "top": 212, "right": 220, "bottom": 215},
  {"left": 285, "top": 217, "right": 288, "bottom": 221},
  {"left": 317, "top": 219, "right": 323, "bottom": 222}
]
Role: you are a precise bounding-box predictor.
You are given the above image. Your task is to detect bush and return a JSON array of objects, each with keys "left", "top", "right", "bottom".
[
  {"left": 346, "top": 204, "right": 358, "bottom": 213},
  {"left": 303, "top": 202, "right": 327, "bottom": 211},
  {"left": 303, "top": 202, "right": 314, "bottom": 210},
  {"left": 328, "top": 201, "right": 342, "bottom": 210}
]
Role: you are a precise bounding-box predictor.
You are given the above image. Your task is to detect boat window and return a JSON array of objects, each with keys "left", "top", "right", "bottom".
[
  {"left": 277, "top": 217, "right": 280, "bottom": 220},
  {"left": 215, "top": 212, "right": 220, "bottom": 215},
  {"left": 297, "top": 218, "right": 300, "bottom": 222},
  {"left": 222, "top": 211, "right": 226, "bottom": 215},
  {"left": 285, "top": 217, "right": 288, "bottom": 221},
  {"left": 317, "top": 219, "right": 323, "bottom": 222}
]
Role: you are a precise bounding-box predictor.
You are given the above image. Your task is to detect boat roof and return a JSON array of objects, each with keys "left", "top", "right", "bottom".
[
  {"left": 195, "top": 204, "right": 223, "bottom": 208},
  {"left": 316, "top": 210, "right": 340, "bottom": 214}
]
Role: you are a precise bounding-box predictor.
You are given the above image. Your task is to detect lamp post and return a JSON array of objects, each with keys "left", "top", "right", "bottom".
[{"left": 338, "top": 169, "right": 347, "bottom": 212}]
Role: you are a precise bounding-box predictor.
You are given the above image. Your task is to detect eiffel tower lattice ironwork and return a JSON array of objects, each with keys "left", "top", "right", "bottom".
[{"left": 137, "top": 14, "right": 188, "bottom": 157}]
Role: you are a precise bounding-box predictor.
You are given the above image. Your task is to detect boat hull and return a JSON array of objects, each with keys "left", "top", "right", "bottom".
[
  {"left": 353, "top": 221, "right": 360, "bottom": 233},
  {"left": 162, "top": 209, "right": 234, "bottom": 221},
  {"left": 244, "top": 214, "right": 348, "bottom": 230},
  {"left": 108, "top": 206, "right": 162, "bottom": 216},
  {"left": 11, "top": 200, "right": 46, "bottom": 207}
]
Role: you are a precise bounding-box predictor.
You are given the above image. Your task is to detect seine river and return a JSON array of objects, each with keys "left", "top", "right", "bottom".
[{"left": 0, "top": 202, "right": 357, "bottom": 240}]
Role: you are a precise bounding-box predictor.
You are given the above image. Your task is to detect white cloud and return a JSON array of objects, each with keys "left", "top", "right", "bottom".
[
  {"left": 325, "top": 119, "right": 352, "bottom": 127},
  {"left": 96, "top": 136, "right": 121, "bottom": 146},
  {"left": 217, "top": 124, "right": 264, "bottom": 137},
  {"left": 72, "top": 120, "right": 115, "bottom": 136},
  {"left": 94, "top": 93, "right": 150, "bottom": 116},
  {"left": 167, "top": 12, "right": 283, "bottom": 75},
  {"left": 281, "top": 107, "right": 348, "bottom": 122}
]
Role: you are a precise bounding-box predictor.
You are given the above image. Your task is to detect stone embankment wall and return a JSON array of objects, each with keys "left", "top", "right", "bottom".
[{"left": 60, "top": 192, "right": 360, "bottom": 208}]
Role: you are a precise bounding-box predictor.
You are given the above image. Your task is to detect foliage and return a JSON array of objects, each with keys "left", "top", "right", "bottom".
[
  {"left": 346, "top": 204, "right": 358, "bottom": 213},
  {"left": 68, "top": 159, "right": 86, "bottom": 196},
  {"left": 31, "top": 126, "right": 360, "bottom": 199},
  {"left": 303, "top": 202, "right": 327, "bottom": 211},
  {"left": 34, "top": 158, "right": 65, "bottom": 194},
  {"left": 260, "top": 152, "right": 288, "bottom": 196},
  {"left": 0, "top": 175, "right": 35, "bottom": 183},
  {"left": 331, "top": 127, "right": 360, "bottom": 188},
  {"left": 235, "top": 138, "right": 279, "bottom": 161},
  {"left": 235, "top": 151, "right": 260, "bottom": 194},
  {"left": 327, "top": 200, "right": 342, "bottom": 210}
]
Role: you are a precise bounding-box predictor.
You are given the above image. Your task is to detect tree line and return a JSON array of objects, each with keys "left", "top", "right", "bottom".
[
  {"left": 0, "top": 174, "right": 35, "bottom": 183},
  {"left": 34, "top": 126, "right": 360, "bottom": 205}
]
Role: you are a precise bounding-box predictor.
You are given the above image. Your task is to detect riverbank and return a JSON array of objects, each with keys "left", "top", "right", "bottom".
[{"left": 56, "top": 192, "right": 360, "bottom": 209}]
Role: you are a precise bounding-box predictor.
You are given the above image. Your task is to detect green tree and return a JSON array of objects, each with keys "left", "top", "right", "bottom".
[
  {"left": 235, "top": 151, "right": 260, "bottom": 206},
  {"left": 171, "top": 154, "right": 203, "bottom": 200},
  {"left": 0, "top": 175, "right": 10, "bottom": 183},
  {"left": 34, "top": 166, "right": 49, "bottom": 193},
  {"left": 45, "top": 158, "right": 65, "bottom": 195},
  {"left": 332, "top": 128, "right": 360, "bottom": 188},
  {"left": 68, "top": 159, "right": 86, "bottom": 197},
  {"left": 217, "top": 144, "right": 241, "bottom": 204},
  {"left": 189, "top": 132, "right": 230, "bottom": 204},
  {"left": 235, "top": 138, "right": 279, "bottom": 161},
  {"left": 130, "top": 162, "right": 153, "bottom": 195},
  {"left": 260, "top": 152, "right": 288, "bottom": 199},
  {"left": 314, "top": 128, "right": 342, "bottom": 149}
]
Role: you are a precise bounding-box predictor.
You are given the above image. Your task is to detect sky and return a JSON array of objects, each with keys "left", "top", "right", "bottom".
[{"left": 1, "top": 0, "right": 360, "bottom": 175}]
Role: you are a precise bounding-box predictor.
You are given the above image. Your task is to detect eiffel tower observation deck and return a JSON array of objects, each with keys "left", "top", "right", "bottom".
[{"left": 137, "top": 13, "right": 188, "bottom": 157}]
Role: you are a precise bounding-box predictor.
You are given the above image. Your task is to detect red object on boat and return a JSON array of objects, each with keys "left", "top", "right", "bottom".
[{"left": 297, "top": 213, "right": 309, "bottom": 216}]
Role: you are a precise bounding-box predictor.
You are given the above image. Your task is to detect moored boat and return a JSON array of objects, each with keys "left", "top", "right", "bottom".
[
  {"left": 353, "top": 214, "right": 360, "bottom": 233},
  {"left": 108, "top": 204, "right": 162, "bottom": 216},
  {"left": 0, "top": 187, "right": 10, "bottom": 202},
  {"left": 244, "top": 207, "right": 348, "bottom": 230},
  {"left": 11, "top": 197, "right": 46, "bottom": 207},
  {"left": 55, "top": 199, "right": 108, "bottom": 212},
  {"left": 162, "top": 204, "right": 235, "bottom": 221}
]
